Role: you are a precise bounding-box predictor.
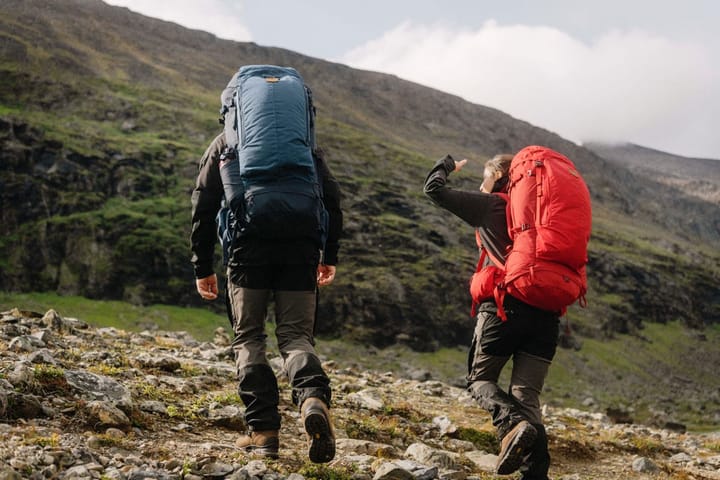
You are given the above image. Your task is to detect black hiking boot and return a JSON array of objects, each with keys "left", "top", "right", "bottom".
[{"left": 301, "top": 397, "right": 335, "bottom": 463}]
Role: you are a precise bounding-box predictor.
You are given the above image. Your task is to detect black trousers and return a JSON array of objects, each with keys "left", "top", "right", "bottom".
[{"left": 467, "top": 295, "right": 559, "bottom": 479}]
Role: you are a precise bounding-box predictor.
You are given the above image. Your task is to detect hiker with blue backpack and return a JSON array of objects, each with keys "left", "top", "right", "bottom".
[
  {"left": 424, "top": 149, "right": 591, "bottom": 479},
  {"left": 190, "top": 65, "right": 343, "bottom": 463}
]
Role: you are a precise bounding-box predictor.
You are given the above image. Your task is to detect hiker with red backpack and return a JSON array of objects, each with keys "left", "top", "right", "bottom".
[
  {"left": 424, "top": 148, "right": 591, "bottom": 479},
  {"left": 191, "top": 65, "right": 343, "bottom": 463}
]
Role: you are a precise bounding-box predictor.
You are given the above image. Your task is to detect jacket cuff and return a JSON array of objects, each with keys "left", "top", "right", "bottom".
[
  {"left": 194, "top": 263, "right": 214, "bottom": 279},
  {"left": 323, "top": 245, "right": 339, "bottom": 266},
  {"left": 441, "top": 154, "right": 456, "bottom": 173}
]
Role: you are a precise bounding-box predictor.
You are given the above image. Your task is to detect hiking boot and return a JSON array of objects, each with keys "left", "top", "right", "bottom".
[
  {"left": 235, "top": 430, "right": 279, "bottom": 459},
  {"left": 496, "top": 420, "right": 537, "bottom": 475},
  {"left": 301, "top": 397, "right": 336, "bottom": 463}
]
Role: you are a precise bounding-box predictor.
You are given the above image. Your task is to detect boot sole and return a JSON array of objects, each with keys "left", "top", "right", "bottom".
[
  {"left": 496, "top": 423, "right": 537, "bottom": 475},
  {"left": 304, "top": 408, "right": 336, "bottom": 463}
]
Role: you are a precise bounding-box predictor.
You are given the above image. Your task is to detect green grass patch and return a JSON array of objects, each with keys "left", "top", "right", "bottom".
[
  {"left": 298, "top": 463, "right": 357, "bottom": 480},
  {"left": 0, "top": 292, "right": 225, "bottom": 341},
  {"left": 29, "top": 434, "right": 61, "bottom": 448},
  {"left": 546, "top": 320, "right": 720, "bottom": 431},
  {"left": 382, "top": 401, "right": 431, "bottom": 423},
  {"left": 706, "top": 440, "right": 720, "bottom": 452},
  {"left": 455, "top": 426, "right": 499, "bottom": 452},
  {"left": 0, "top": 66, "right": 218, "bottom": 157},
  {"left": 29, "top": 364, "right": 70, "bottom": 395}
]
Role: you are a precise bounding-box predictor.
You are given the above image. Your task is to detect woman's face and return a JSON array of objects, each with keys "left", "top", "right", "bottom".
[{"left": 481, "top": 168, "right": 498, "bottom": 193}]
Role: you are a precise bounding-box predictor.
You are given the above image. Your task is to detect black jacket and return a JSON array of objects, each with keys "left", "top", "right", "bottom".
[
  {"left": 423, "top": 155, "right": 511, "bottom": 266},
  {"left": 190, "top": 133, "right": 343, "bottom": 279}
]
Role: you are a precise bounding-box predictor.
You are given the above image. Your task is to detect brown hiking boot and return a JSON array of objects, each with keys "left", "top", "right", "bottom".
[
  {"left": 496, "top": 420, "right": 537, "bottom": 475},
  {"left": 301, "top": 397, "right": 336, "bottom": 463},
  {"left": 235, "top": 430, "right": 279, "bottom": 459}
]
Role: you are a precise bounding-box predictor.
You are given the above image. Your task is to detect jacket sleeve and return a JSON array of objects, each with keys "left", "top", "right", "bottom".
[
  {"left": 190, "top": 133, "right": 225, "bottom": 279},
  {"left": 423, "top": 154, "right": 496, "bottom": 227},
  {"left": 315, "top": 149, "right": 343, "bottom": 266}
]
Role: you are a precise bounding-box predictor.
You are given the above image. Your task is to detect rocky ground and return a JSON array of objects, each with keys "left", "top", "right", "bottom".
[{"left": 1, "top": 308, "right": 719, "bottom": 480}]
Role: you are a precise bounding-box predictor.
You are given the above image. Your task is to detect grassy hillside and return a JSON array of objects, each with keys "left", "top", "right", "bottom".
[
  {"left": 0, "top": 292, "right": 226, "bottom": 341},
  {"left": 0, "top": 0, "right": 718, "bottom": 411}
]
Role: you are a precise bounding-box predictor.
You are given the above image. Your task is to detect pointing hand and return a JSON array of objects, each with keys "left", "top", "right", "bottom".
[{"left": 454, "top": 158, "right": 468, "bottom": 172}]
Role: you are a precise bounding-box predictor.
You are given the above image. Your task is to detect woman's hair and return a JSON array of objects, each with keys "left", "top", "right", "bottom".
[
  {"left": 484, "top": 154, "right": 513, "bottom": 193},
  {"left": 485, "top": 154, "right": 513, "bottom": 178}
]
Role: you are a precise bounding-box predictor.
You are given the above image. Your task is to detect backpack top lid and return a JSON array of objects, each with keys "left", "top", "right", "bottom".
[
  {"left": 220, "top": 65, "right": 302, "bottom": 118},
  {"left": 219, "top": 65, "right": 315, "bottom": 173}
]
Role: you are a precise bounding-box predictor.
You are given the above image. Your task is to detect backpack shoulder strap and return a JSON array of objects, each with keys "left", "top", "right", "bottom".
[
  {"left": 493, "top": 191, "right": 511, "bottom": 239},
  {"left": 471, "top": 234, "right": 489, "bottom": 317},
  {"left": 488, "top": 192, "right": 511, "bottom": 320},
  {"left": 480, "top": 192, "right": 510, "bottom": 268}
]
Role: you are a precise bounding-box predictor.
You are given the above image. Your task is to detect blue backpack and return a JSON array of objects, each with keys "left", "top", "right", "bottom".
[{"left": 216, "top": 65, "right": 328, "bottom": 263}]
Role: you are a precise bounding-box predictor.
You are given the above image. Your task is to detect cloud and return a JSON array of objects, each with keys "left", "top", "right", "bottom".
[
  {"left": 342, "top": 21, "right": 720, "bottom": 159},
  {"left": 104, "top": 0, "right": 252, "bottom": 42}
]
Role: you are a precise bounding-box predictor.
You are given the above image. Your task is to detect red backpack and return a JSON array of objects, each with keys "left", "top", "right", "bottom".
[{"left": 470, "top": 146, "right": 591, "bottom": 320}]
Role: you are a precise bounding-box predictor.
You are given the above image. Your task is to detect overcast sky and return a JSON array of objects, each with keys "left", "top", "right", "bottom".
[{"left": 104, "top": 0, "right": 720, "bottom": 160}]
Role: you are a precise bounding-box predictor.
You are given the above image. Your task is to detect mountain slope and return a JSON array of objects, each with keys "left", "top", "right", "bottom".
[
  {"left": 586, "top": 142, "right": 720, "bottom": 246},
  {"left": 0, "top": 0, "right": 718, "bottom": 352},
  {"left": 585, "top": 142, "right": 720, "bottom": 200}
]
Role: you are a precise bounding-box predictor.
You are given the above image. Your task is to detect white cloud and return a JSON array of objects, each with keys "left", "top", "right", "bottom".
[
  {"left": 104, "top": 0, "right": 252, "bottom": 42},
  {"left": 342, "top": 21, "right": 720, "bottom": 159}
]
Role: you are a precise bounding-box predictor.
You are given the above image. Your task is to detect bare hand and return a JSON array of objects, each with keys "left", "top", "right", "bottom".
[
  {"left": 454, "top": 158, "right": 468, "bottom": 172},
  {"left": 317, "top": 265, "right": 336, "bottom": 287},
  {"left": 196, "top": 274, "right": 218, "bottom": 300}
]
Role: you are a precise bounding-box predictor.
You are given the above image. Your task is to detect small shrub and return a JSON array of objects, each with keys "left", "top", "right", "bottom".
[
  {"left": 551, "top": 435, "right": 597, "bottom": 461},
  {"left": 343, "top": 417, "right": 379, "bottom": 440},
  {"left": 136, "top": 382, "right": 169, "bottom": 400},
  {"left": 91, "top": 432, "right": 133, "bottom": 449},
  {"left": 166, "top": 405, "right": 181, "bottom": 418},
  {"left": 455, "top": 426, "right": 499, "bottom": 452},
  {"left": 706, "top": 440, "right": 720, "bottom": 452},
  {"left": 31, "top": 364, "right": 70, "bottom": 394},
  {"left": 180, "top": 363, "right": 202, "bottom": 377},
  {"left": 27, "top": 432, "right": 60, "bottom": 447},
  {"left": 212, "top": 391, "right": 242, "bottom": 405},
  {"left": 88, "top": 364, "right": 125, "bottom": 376},
  {"left": 58, "top": 348, "right": 83, "bottom": 362},
  {"left": 343, "top": 415, "right": 418, "bottom": 445},
  {"left": 299, "top": 463, "right": 356, "bottom": 480},
  {"left": 165, "top": 403, "right": 200, "bottom": 421},
  {"left": 382, "top": 401, "right": 430, "bottom": 423},
  {"left": 630, "top": 437, "right": 666, "bottom": 456}
]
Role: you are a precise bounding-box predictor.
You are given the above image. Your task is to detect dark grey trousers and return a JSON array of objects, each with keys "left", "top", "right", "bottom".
[{"left": 226, "top": 264, "right": 331, "bottom": 431}]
